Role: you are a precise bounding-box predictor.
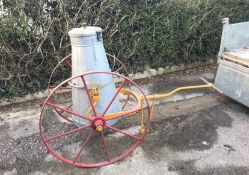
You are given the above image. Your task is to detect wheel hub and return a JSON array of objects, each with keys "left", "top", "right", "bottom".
[{"left": 91, "top": 117, "right": 106, "bottom": 132}]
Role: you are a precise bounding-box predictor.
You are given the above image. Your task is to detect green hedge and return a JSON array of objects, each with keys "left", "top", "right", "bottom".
[{"left": 1, "top": 0, "right": 249, "bottom": 98}]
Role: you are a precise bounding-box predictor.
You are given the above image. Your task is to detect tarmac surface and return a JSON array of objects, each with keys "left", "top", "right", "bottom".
[{"left": 0, "top": 67, "right": 249, "bottom": 175}]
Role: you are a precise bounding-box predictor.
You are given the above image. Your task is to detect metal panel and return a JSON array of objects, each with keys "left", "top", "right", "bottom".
[
  {"left": 222, "top": 19, "right": 249, "bottom": 52},
  {"left": 218, "top": 59, "right": 249, "bottom": 75},
  {"left": 214, "top": 64, "right": 249, "bottom": 107}
]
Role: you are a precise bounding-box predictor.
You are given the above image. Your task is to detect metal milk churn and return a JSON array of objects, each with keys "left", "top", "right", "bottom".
[{"left": 68, "top": 26, "right": 121, "bottom": 126}]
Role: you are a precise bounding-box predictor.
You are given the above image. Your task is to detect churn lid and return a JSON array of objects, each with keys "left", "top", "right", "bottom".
[{"left": 68, "top": 26, "right": 102, "bottom": 37}]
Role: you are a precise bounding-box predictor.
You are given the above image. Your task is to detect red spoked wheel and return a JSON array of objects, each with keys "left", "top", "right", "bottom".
[
  {"left": 40, "top": 71, "right": 151, "bottom": 167},
  {"left": 47, "top": 54, "right": 129, "bottom": 123}
]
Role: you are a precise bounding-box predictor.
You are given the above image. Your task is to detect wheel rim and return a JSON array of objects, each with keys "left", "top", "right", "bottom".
[{"left": 40, "top": 71, "right": 151, "bottom": 167}]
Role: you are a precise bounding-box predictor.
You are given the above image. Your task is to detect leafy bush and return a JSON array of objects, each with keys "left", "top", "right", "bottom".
[{"left": 1, "top": 0, "right": 249, "bottom": 98}]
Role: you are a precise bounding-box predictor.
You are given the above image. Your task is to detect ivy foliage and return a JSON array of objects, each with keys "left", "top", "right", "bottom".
[{"left": 1, "top": 0, "right": 249, "bottom": 98}]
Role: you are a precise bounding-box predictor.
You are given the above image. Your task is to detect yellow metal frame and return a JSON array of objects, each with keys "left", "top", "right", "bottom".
[
  {"left": 86, "top": 83, "right": 100, "bottom": 117},
  {"left": 86, "top": 78, "right": 221, "bottom": 130},
  {"left": 142, "top": 84, "right": 213, "bottom": 101},
  {"left": 86, "top": 87, "right": 142, "bottom": 120}
]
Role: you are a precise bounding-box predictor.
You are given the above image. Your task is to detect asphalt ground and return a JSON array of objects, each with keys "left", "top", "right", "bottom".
[{"left": 0, "top": 67, "right": 249, "bottom": 175}]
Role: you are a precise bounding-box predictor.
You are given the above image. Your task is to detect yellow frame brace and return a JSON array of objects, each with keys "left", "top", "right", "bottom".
[{"left": 86, "top": 78, "right": 221, "bottom": 121}]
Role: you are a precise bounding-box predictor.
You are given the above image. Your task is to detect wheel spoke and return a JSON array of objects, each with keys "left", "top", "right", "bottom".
[
  {"left": 106, "top": 125, "right": 143, "bottom": 141},
  {"left": 54, "top": 103, "right": 73, "bottom": 122},
  {"left": 46, "top": 102, "right": 91, "bottom": 121},
  {"left": 100, "top": 132, "right": 111, "bottom": 162},
  {"left": 114, "top": 65, "right": 124, "bottom": 73},
  {"left": 102, "top": 79, "right": 127, "bottom": 116},
  {"left": 54, "top": 107, "right": 74, "bottom": 123},
  {"left": 65, "top": 60, "right": 72, "bottom": 67},
  {"left": 73, "top": 130, "right": 94, "bottom": 163},
  {"left": 121, "top": 94, "right": 131, "bottom": 110},
  {"left": 60, "top": 104, "right": 73, "bottom": 115},
  {"left": 80, "top": 75, "right": 97, "bottom": 118},
  {"left": 44, "top": 125, "right": 90, "bottom": 142}
]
